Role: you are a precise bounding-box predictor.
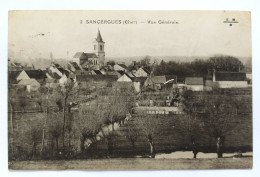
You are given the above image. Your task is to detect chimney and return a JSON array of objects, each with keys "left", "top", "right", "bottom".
[{"left": 213, "top": 69, "right": 216, "bottom": 82}]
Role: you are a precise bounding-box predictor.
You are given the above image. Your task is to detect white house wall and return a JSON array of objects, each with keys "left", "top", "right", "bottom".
[
  {"left": 59, "top": 74, "right": 68, "bottom": 85},
  {"left": 186, "top": 85, "right": 204, "bottom": 91},
  {"left": 214, "top": 81, "right": 248, "bottom": 88},
  {"left": 246, "top": 73, "right": 252, "bottom": 80},
  {"left": 133, "top": 82, "right": 141, "bottom": 92}
]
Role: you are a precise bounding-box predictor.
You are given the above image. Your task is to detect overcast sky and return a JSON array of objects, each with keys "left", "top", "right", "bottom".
[{"left": 8, "top": 10, "right": 251, "bottom": 60}]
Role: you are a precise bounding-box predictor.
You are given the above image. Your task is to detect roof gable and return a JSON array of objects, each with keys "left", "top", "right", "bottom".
[
  {"left": 117, "top": 74, "right": 132, "bottom": 82},
  {"left": 185, "top": 77, "right": 203, "bottom": 85}
]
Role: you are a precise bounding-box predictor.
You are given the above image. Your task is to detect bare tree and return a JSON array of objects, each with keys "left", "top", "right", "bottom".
[
  {"left": 126, "top": 121, "right": 138, "bottom": 155},
  {"left": 203, "top": 94, "right": 237, "bottom": 158},
  {"left": 135, "top": 112, "right": 160, "bottom": 158},
  {"left": 181, "top": 90, "right": 204, "bottom": 158},
  {"left": 56, "top": 81, "right": 75, "bottom": 148},
  {"left": 102, "top": 88, "right": 122, "bottom": 131},
  {"left": 19, "top": 96, "right": 27, "bottom": 113},
  {"left": 29, "top": 127, "right": 42, "bottom": 159},
  {"left": 66, "top": 112, "right": 74, "bottom": 148},
  {"left": 8, "top": 86, "right": 16, "bottom": 157},
  {"left": 39, "top": 86, "right": 51, "bottom": 158},
  {"left": 48, "top": 112, "right": 63, "bottom": 155},
  {"left": 78, "top": 104, "right": 104, "bottom": 152}
]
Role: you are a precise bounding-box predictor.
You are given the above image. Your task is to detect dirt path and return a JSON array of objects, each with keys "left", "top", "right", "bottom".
[{"left": 9, "top": 157, "right": 252, "bottom": 170}]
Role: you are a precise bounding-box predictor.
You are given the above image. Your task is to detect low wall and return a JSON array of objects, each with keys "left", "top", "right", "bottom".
[{"left": 215, "top": 81, "right": 248, "bottom": 88}]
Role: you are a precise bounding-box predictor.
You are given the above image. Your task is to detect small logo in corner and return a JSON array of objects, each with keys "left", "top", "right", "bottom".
[{"left": 223, "top": 18, "right": 239, "bottom": 26}]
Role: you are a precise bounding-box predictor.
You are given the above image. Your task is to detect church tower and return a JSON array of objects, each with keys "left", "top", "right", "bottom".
[{"left": 93, "top": 29, "right": 105, "bottom": 66}]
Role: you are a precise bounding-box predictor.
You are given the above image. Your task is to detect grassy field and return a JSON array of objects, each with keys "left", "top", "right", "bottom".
[{"left": 8, "top": 157, "right": 253, "bottom": 170}]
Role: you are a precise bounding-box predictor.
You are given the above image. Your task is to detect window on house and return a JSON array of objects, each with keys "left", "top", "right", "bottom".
[
  {"left": 100, "top": 45, "right": 102, "bottom": 51},
  {"left": 94, "top": 45, "right": 97, "bottom": 50}
]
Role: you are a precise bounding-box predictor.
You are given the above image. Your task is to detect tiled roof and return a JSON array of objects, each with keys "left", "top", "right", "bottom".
[
  {"left": 73, "top": 52, "right": 85, "bottom": 58},
  {"left": 85, "top": 53, "right": 97, "bottom": 58},
  {"left": 151, "top": 76, "right": 166, "bottom": 84},
  {"left": 132, "top": 77, "right": 147, "bottom": 83},
  {"left": 142, "top": 67, "right": 151, "bottom": 74},
  {"left": 25, "top": 70, "right": 47, "bottom": 80},
  {"left": 73, "top": 52, "right": 97, "bottom": 59},
  {"left": 117, "top": 64, "right": 127, "bottom": 69},
  {"left": 69, "top": 62, "right": 81, "bottom": 70},
  {"left": 93, "top": 70, "right": 103, "bottom": 75},
  {"left": 56, "top": 67, "right": 65, "bottom": 74},
  {"left": 8, "top": 71, "right": 22, "bottom": 83},
  {"left": 76, "top": 75, "right": 118, "bottom": 82},
  {"left": 185, "top": 77, "right": 203, "bottom": 85},
  {"left": 126, "top": 71, "right": 135, "bottom": 78},
  {"left": 117, "top": 70, "right": 125, "bottom": 76},
  {"left": 79, "top": 59, "right": 88, "bottom": 67},
  {"left": 215, "top": 72, "right": 247, "bottom": 81},
  {"left": 48, "top": 72, "right": 61, "bottom": 80},
  {"left": 54, "top": 63, "right": 62, "bottom": 68}
]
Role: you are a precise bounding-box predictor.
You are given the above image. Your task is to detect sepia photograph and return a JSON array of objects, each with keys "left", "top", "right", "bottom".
[{"left": 7, "top": 10, "right": 252, "bottom": 170}]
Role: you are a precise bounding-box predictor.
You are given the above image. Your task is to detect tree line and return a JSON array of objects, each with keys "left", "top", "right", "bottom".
[{"left": 153, "top": 55, "right": 245, "bottom": 78}]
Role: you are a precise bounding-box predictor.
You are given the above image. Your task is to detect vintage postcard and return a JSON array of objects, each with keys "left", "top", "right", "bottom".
[{"left": 8, "top": 10, "right": 252, "bottom": 170}]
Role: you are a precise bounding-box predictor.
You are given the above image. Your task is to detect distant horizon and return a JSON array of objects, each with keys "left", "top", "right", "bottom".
[{"left": 8, "top": 54, "right": 252, "bottom": 70}]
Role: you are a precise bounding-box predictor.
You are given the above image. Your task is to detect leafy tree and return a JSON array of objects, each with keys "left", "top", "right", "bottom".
[
  {"left": 106, "top": 60, "right": 116, "bottom": 66},
  {"left": 140, "top": 55, "right": 152, "bottom": 67},
  {"left": 207, "top": 55, "right": 244, "bottom": 72}
]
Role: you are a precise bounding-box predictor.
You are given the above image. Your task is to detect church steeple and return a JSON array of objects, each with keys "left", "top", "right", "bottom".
[
  {"left": 93, "top": 29, "right": 105, "bottom": 66},
  {"left": 96, "top": 29, "right": 103, "bottom": 42}
]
